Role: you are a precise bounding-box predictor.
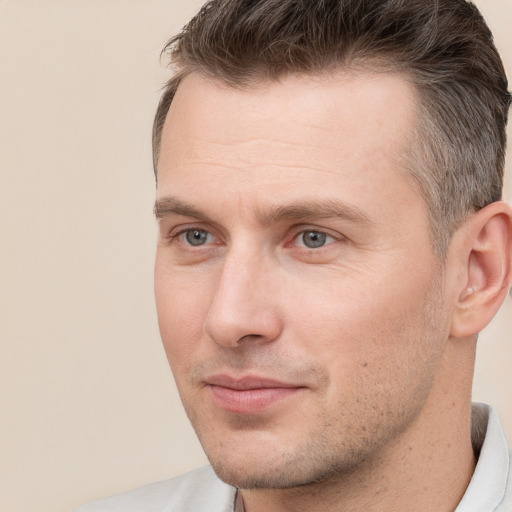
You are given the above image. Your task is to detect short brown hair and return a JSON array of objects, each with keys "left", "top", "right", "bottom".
[{"left": 153, "top": 0, "right": 510, "bottom": 254}]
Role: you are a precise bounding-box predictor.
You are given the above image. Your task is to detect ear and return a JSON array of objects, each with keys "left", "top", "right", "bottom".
[{"left": 450, "top": 201, "right": 512, "bottom": 339}]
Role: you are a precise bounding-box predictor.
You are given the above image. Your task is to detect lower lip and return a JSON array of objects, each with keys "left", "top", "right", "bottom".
[{"left": 208, "top": 385, "right": 303, "bottom": 414}]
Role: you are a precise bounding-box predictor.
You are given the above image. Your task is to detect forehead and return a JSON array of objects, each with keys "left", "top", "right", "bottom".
[
  {"left": 157, "top": 71, "right": 423, "bottom": 229},
  {"left": 162, "top": 70, "right": 417, "bottom": 146}
]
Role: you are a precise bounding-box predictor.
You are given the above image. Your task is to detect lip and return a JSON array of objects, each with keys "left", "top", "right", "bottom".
[{"left": 205, "top": 374, "right": 305, "bottom": 414}]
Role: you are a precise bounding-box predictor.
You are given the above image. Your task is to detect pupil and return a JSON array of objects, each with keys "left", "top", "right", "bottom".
[
  {"left": 303, "top": 231, "right": 326, "bottom": 248},
  {"left": 186, "top": 230, "right": 207, "bottom": 246}
]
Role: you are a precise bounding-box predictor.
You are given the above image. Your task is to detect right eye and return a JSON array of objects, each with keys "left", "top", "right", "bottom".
[{"left": 180, "top": 229, "right": 215, "bottom": 247}]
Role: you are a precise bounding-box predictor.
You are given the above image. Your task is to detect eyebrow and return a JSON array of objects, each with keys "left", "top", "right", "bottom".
[
  {"left": 154, "top": 197, "right": 211, "bottom": 221},
  {"left": 154, "top": 196, "right": 372, "bottom": 226}
]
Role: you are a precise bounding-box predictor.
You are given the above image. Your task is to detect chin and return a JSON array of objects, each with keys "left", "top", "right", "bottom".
[
  {"left": 204, "top": 439, "right": 369, "bottom": 490},
  {"left": 210, "top": 460, "right": 315, "bottom": 490}
]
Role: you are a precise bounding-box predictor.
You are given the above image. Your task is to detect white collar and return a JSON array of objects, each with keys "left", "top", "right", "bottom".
[{"left": 456, "top": 403, "right": 510, "bottom": 511}]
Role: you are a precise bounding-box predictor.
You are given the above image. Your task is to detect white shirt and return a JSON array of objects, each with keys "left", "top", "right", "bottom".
[
  {"left": 75, "top": 403, "right": 511, "bottom": 511},
  {"left": 457, "top": 403, "right": 511, "bottom": 511}
]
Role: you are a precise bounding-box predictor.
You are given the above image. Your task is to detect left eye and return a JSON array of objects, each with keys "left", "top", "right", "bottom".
[{"left": 294, "top": 230, "right": 334, "bottom": 249}]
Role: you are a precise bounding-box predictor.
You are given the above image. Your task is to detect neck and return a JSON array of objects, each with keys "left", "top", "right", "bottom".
[{"left": 241, "top": 339, "right": 477, "bottom": 512}]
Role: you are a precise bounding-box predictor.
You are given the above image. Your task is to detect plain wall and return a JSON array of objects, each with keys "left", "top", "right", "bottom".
[{"left": 0, "top": 2, "right": 510, "bottom": 512}]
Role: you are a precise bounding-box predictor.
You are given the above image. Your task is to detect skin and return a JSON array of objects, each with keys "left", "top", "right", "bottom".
[{"left": 154, "top": 71, "right": 511, "bottom": 511}]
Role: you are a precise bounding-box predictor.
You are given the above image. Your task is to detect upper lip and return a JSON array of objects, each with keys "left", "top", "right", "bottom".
[{"left": 205, "top": 374, "right": 302, "bottom": 390}]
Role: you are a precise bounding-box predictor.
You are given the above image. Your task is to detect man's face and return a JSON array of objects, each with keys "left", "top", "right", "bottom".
[{"left": 154, "top": 72, "right": 452, "bottom": 488}]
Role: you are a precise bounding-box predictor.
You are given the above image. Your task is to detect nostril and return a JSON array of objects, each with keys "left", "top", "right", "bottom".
[{"left": 237, "top": 334, "right": 266, "bottom": 344}]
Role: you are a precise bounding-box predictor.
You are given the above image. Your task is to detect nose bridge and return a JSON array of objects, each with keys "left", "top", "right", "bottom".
[{"left": 204, "top": 244, "right": 282, "bottom": 347}]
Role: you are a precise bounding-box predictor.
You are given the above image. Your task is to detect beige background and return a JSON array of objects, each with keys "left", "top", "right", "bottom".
[{"left": 1, "top": 2, "right": 510, "bottom": 512}]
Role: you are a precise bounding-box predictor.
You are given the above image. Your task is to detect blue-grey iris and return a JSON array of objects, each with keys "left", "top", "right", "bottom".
[
  {"left": 302, "top": 231, "right": 327, "bottom": 248},
  {"left": 186, "top": 230, "right": 208, "bottom": 246}
]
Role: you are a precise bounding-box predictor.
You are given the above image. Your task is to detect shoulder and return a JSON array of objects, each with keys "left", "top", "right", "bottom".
[{"left": 74, "top": 465, "right": 236, "bottom": 512}]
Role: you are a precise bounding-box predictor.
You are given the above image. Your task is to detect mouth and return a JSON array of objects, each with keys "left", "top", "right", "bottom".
[{"left": 205, "top": 374, "right": 306, "bottom": 414}]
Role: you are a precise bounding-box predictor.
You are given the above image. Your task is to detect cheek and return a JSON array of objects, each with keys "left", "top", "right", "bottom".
[
  {"left": 294, "top": 283, "right": 447, "bottom": 436},
  {"left": 286, "top": 268, "right": 444, "bottom": 373},
  {"left": 154, "top": 263, "right": 212, "bottom": 371}
]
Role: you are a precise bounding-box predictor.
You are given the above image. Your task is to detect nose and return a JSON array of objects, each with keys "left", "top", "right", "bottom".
[{"left": 204, "top": 249, "right": 283, "bottom": 348}]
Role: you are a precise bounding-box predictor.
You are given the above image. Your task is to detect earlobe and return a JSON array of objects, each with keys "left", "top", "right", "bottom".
[{"left": 450, "top": 201, "right": 512, "bottom": 339}]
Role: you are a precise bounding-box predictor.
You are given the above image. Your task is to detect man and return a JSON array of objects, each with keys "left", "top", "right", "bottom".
[{"left": 77, "top": 0, "right": 511, "bottom": 510}]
